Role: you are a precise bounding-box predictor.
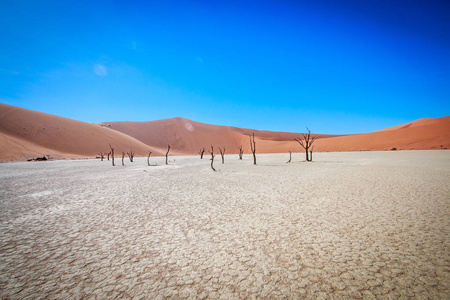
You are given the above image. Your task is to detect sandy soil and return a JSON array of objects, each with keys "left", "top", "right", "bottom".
[
  {"left": 0, "top": 103, "right": 165, "bottom": 161},
  {"left": 0, "top": 151, "right": 449, "bottom": 299},
  {"left": 2, "top": 103, "right": 449, "bottom": 161}
]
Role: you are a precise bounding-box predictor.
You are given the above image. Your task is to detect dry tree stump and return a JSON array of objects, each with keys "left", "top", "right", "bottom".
[
  {"left": 209, "top": 145, "right": 216, "bottom": 171},
  {"left": 219, "top": 147, "right": 226, "bottom": 164},
  {"left": 127, "top": 150, "right": 135, "bottom": 162},
  {"left": 198, "top": 148, "right": 205, "bottom": 159},
  {"left": 165, "top": 145, "right": 171, "bottom": 165},
  {"left": 250, "top": 133, "right": 256, "bottom": 165},
  {"left": 109, "top": 144, "right": 115, "bottom": 166},
  {"left": 147, "top": 151, "right": 152, "bottom": 166}
]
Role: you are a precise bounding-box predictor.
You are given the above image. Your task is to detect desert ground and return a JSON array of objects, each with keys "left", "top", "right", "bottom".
[{"left": 0, "top": 150, "right": 449, "bottom": 299}]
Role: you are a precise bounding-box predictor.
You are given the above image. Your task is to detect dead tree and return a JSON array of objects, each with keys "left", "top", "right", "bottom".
[
  {"left": 147, "top": 151, "right": 152, "bottom": 166},
  {"left": 219, "top": 147, "right": 226, "bottom": 164},
  {"left": 165, "top": 145, "right": 171, "bottom": 165},
  {"left": 122, "top": 152, "right": 125, "bottom": 166},
  {"left": 287, "top": 150, "right": 292, "bottom": 163},
  {"left": 294, "top": 127, "right": 319, "bottom": 162},
  {"left": 99, "top": 152, "right": 105, "bottom": 161},
  {"left": 127, "top": 150, "right": 135, "bottom": 162},
  {"left": 209, "top": 145, "right": 216, "bottom": 171},
  {"left": 198, "top": 148, "right": 205, "bottom": 159},
  {"left": 109, "top": 144, "right": 115, "bottom": 166},
  {"left": 238, "top": 145, "right": 243, "bottom": 160},
  {"left": 107, "top": 152, "right": 111, "bottom": 161},
  {"left": 249, "top": 133, "right": 256, "bottom": 165}
]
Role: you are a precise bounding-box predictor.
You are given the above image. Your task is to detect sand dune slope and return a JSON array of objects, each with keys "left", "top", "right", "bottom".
[
  {"left": 315, "top": 117, "right": 450, "bottom": 152},
  {"left": 0, "top": 104, "right": 163, "bottom": 161},
  {"left": 99, "top": 118, "right": 338, "bottom": 155},
  {"left": 376, "top": 117, "right": 450, "bottom": 132},
  {"left": 101, "top": 116, "right": 450, "bottom": 155},
  {"left": 1, "top": 103, "right": 448, "bottom": 161}
]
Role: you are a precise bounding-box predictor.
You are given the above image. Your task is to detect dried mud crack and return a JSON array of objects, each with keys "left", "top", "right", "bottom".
[{"left": 0, "top": 151, "right": 449, "bottom": 299}]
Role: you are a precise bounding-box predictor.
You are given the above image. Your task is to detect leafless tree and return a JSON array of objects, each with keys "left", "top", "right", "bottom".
[
  {"left": 287, "top": 150, "right": 292, "bottom": 163},
  {"left": 209, "top": 145, "right": 216, "bottom": 171},
  {"left": 249, "top": 133, "right": 256, "bottom": 165},
  {"left": 238, "top": 145, "right": 243, "bottom": 160},
  {"left": 122, "top": 152, "right": 125, "bottom": 166},
  {"left": 109, "top": 144, "right": 115, "bottom": 166},
  {"left": 147, "top": 151, "right": 152, "bottom": 166},
  {"left": 198, "top": 148, "right": 205, "bottom": 159},
  {"left": 165, "top": 145, "right": 171, "bottom": 165},
  {"left": 107, "top": 152, "right": 111, "bottom": 161},
  {"left": 294, "top": 127, "right": 319, "bottom": 162},
  {"left": 127, "top": 150, "right": 135, "bottom": 162},
  {"left": 99, "top": 152, "right": 105, "bottom": 161},
  {"left": 219, "top": 147, "right": 226, "bottom": 164}
]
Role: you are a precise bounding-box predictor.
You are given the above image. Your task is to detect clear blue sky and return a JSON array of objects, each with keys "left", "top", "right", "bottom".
[{"left": 1, "top": 0, "right": 449, "bottom": 134}]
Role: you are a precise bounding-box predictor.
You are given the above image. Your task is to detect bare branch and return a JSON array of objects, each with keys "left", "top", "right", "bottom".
[{"left": 198, "top": 147, "right": 205, "bottom": 159}]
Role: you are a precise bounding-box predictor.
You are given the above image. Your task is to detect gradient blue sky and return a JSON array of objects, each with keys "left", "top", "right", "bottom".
[{"left": 1, "top": 0, "right": 449, "bottom": 134}]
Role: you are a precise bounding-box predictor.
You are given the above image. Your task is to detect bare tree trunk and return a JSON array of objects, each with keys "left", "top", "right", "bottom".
[
  {"left": 109, "top": 144, "right": 115, "bottom": 166},
  {"left": 238, "top": 146, "right": 243, "bottom": 160},
  {"left": 219, "top": 147, "right": 225, "bottom": 164},
  {"left": 309, "top": 150, "right": 313, "bottom": 162},
  {"left": 165, "top": 145, "right": 171, "bottom": 165},
  {"left": 287, "top": 150, "right": 292, "bottom": 163},
  {"left": 127, "top": 150, "right": 135, "bottom": 162},
  {"left": 209, "top": 145, "right": 216, "bottom": 171},
  {"left": 107, "top": 152, "right": 110, "bottom": 161},
  {"left": 147, "top": 151, "right": 152, "bottom": 166},
  {"left": 198, "top": 148, "right": 205, "bottom": 159},
  {"left": 99, "top": 152, "right": 104, "bottom": 161},
  {"left": 122, "top": 152, "right": 125, "bottom": 166},
  {"left": 295, "top": 128, "right": 319, "bottom": 162},
  {"left": 250, "top": 133, "right": 256, "bottom": 165}
]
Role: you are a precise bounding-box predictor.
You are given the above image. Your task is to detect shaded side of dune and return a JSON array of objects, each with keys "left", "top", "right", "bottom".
[{"left": 0, "top": 104, "right": 164, "bottom": 161}]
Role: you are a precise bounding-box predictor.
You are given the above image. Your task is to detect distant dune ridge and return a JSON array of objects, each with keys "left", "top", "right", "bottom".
[{"left": 0, "top": 103, "right": 449, "bottom": 161}]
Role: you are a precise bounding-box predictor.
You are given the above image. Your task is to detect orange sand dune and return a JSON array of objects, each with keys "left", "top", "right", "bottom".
[
  {"left": 101, "top": 117, "right": 450, "bottom": 155},
  {"left": 376, "top": 117, "right": 450, "bottom": 132},
  {"left": 1, "top": 103, "right": 449, "bottom": 161},
  {"left": 99, "top": 118, "right": 339, "bottom": 155},
  {"left": 0, "top": 104, "right": 164, "bottom": 161},
  {"left": 314, "top": 117, "right": 450, "bottom": 152}
]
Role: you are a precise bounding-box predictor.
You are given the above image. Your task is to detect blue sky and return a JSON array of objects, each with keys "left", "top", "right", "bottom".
[{"left": 1, "top": 0, "right": 449, "bottom": 134}]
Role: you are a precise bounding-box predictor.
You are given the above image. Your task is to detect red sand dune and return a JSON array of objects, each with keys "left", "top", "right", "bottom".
[
  {"left": 100, "top": 117, "right": 450, "bottom": 154},
  {"left": 1, "top": 103, "right": 449, "bottom": 161},
  {"left": 314, "top": 117, "right": 450, "bottom": 152},
  {"left": 98, "top": 118, "right": 339, "bottom": 155},
  {"left": 0, "top": 104, "right": 164, "bottom": 161}
]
